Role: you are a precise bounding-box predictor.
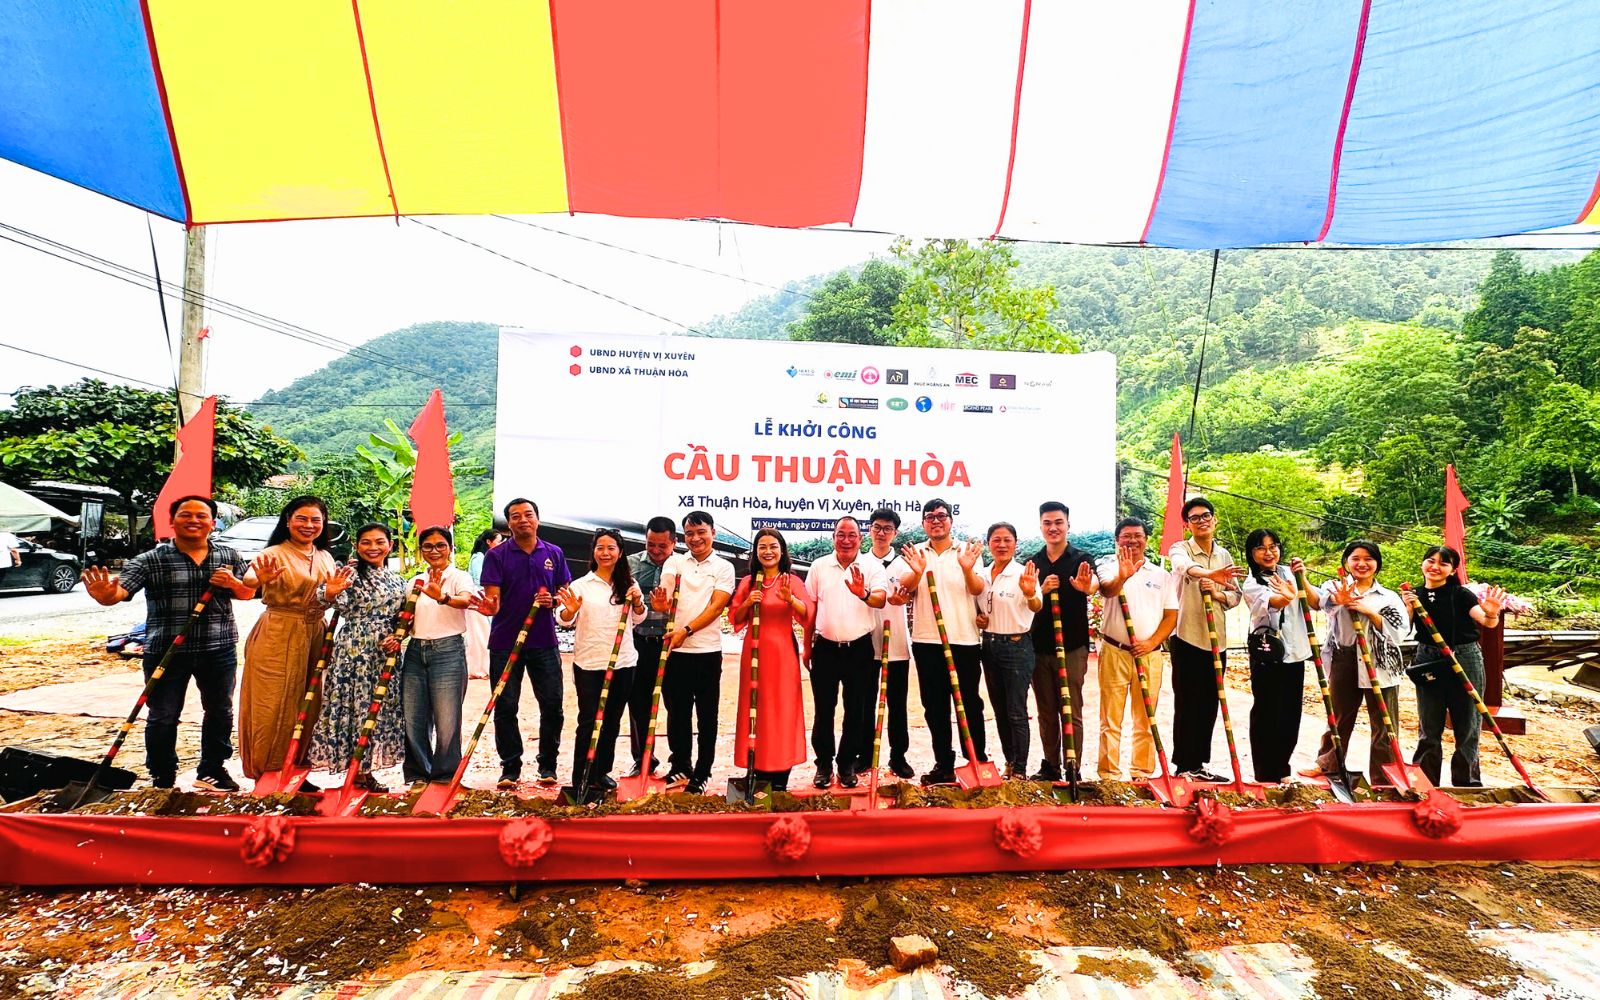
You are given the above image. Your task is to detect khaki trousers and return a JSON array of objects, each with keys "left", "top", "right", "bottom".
[{"left": 1097, "top": 645, "right": 1167, "bottom": 779}]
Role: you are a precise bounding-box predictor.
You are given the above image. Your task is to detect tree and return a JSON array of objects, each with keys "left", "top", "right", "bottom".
[
  {"left": 1462, "top": 250, "right": 1543, "bottom": 348},
  {"left": 0, "top": 379, "right": 301, "bottom": 533},
  {"left": 1521, "top": 381, "right": 1600, "bottom": 501},
  {"left": 888, "top": 238, "right": 1079, "bottom": 353},
  {"left": 354, "top": 418, "right": 483, "bottom": 570},
  {"left": 786, "top": 260, "right": 906, "bottom": 345}
]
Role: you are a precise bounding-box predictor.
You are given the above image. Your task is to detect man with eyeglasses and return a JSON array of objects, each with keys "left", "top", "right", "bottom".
[
  {"left": 867, "top": 508, "right": 915, "bottom": 779},
  {"left": 1167, "top": 497, "right": 1246, "bottom": 782},
  {"left": 899, "top": 497, "right": 987, "bottom": 785},
  {"left": 804, "top": 517, "right": 888, "bottom": 789}
]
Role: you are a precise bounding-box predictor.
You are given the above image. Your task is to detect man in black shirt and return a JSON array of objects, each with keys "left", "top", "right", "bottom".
[{"left": 1026, "top": 502, "right": 1097, "bottom": 781}]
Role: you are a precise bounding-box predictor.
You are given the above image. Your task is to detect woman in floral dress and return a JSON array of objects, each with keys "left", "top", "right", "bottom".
[{"left": 309, "top": 523, "right": 409, "bottom": 791}]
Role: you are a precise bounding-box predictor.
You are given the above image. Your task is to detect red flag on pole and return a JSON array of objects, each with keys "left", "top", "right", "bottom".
[
  {"left": 408, "top": 389, "right": 455, "bottom": 532},
  {"left": 152, "top": 395, "right": 217, "bottom": 541},
  {"left": 1444, "top": 463, "right": 1470, "bottom": 583},
  {"left": 1158, "top": 433, "right": 1186, "bottom": 558}
]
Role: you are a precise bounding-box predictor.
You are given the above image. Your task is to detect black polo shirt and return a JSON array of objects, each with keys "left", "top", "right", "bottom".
[{"left": 1027, "top": 545, "right": 1094, "bottom": 652}]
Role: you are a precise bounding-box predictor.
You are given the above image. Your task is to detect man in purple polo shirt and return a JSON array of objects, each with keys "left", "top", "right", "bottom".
[{"left": 476, "top": 497, "right": 572, "bottom": 788}]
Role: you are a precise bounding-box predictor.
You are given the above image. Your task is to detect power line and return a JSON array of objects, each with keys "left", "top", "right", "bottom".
[{"left": 0, "top": 341, "right": 203, "bottom": 399}]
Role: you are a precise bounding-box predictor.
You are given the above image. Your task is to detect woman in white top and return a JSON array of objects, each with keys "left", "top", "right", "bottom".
[
  {"left": 1240, "top": 528, "right": 1312, "bottom": 783},
  {"left": 556, "top": 528, "right": 646, "bottom": 791},
  {"left": 976, "top": 522, "right": 1042, "bottom": 780},
  {"left": 1307, "top": 539, "right": 1410, "bottom": 785},
  {"left": 402, "top": 525, "right": 479, "bottom": 785}
]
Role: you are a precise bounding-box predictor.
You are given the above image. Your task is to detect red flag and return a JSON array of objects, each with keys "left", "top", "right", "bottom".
[
  {"left": 1444, "top": 463, "right": 1470, "bottom": 582},
  {"left": 1158, "top": 433, "right": 1186, "bottom": 558},
  {"left": 153, "top": 395, "right": 217, "bottom": 541},
  {"left": 407, "top": 389, "right": 455, "bottom": 532}
]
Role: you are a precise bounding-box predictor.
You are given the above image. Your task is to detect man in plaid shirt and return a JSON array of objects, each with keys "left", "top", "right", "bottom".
[{"left": 84, "top": 496, "right": 256, "bottom": 790}]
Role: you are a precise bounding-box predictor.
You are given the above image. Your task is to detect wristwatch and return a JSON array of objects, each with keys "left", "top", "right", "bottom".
[{"left": 683, "top": 625, "right": 696, "bottom": 637}]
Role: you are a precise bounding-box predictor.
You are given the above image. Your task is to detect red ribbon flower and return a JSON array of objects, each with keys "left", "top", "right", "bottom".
[
  {"left": 239, "top": 815, "right": 296, "bottom": 868},
  {"left": 993, "top": 810, "right": 1044, "bottom": 857},
  {"left": 499, "top": 817, "right": 555, "bottom": 867},
  {"left": 765, "top": 815, "right": 812, "bottom": 863},
  {"left": 1187, "top": 796, "right": 1235, "bottom": 846},
  {"left": 1411, "top": 789, "right": 1463, "bottom": 839}
]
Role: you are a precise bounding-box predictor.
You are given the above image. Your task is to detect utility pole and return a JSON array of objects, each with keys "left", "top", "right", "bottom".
[{"left": 176, "top": 225, "right": 207, "bottom": 426}]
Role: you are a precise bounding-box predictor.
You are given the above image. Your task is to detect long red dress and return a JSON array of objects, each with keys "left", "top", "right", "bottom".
[{"left": 730, "top": 572, "right": 813, "bottom": 771}]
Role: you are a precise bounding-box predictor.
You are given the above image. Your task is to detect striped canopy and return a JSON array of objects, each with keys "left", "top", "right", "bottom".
[{"left": 4, "top": 0, "right": 1600, "bottom": 248}]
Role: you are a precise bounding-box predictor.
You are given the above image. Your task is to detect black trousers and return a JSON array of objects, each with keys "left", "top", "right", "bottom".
[
  {"left": 663, "top": 650, "right": 721, "bottom": 781},
  {"left": 571, "top": 665, "right": 633, "bottom": 785},
  {"left": 1170, "top": 637, "right": 1223, "bottom": 774},
  {"left": 911, "top": 641, "right": 987, "bottom": 770},
  {"left": 1248, "top": 656, "right": 1306, "bottom": 782},
  {"left": 628, "top": 632, "right": 667, "bottom": 768},
  {"left": 143, "top": 643, "right": 236, "bottom": 782},
  {"left": 490, "top": 645, "right": 563, "bottom": 778},
  {"left": 885, "top": 658, "right": 911, "bottom": 762},
  {"left": 810, "top": 634, "right": 875, "bottom": 771}
]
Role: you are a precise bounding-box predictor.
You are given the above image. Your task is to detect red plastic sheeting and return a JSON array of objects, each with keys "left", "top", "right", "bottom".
[{"left": 3, "top": 802, "right": 1599, "bottom": 886}]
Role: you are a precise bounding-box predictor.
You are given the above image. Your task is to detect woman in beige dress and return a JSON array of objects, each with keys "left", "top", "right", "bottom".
[{"left": 240, "top": 495, "right": 340, "bottom": 786}]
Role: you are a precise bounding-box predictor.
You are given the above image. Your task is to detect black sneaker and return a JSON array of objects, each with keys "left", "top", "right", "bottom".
[
  {"left": 1029, "top": 765, "right": 1062, "bottom": 783},
  {"left": 496, "top": 774, "right": 520, "bottom": 790},
  {"left": 686, "top": 776, "right": 708, "bottom": 795},
  {"left": 598, "top": 774, "right": 618, "bottom": 791},
  {"left": 194, "top": 771, "right": 241, "bottom": 793},
  {"left": 150, "top": 774, "right": 175, "bottom": 790},
  {"left": 537, "top": 771, "right": 558, "bottom": 787},
  {"left": 920, "top": 767, "right": 956, "bottom": 786},
  {"left": 664, "top": 771, "right": 691, "bottom": 788},
  {"left": 622, "top": 762, "right": 642, "bottom": 779},
  {"left": 1180, "top": 768, "right": 1229, "bottom": 783},
  {"left": 888, "top": 757, "right": 915, "bottom": 780},
  {"left": 838, "top": 765, "right": 859, "bottom": 789},
  {"left": 813, "top": 768, "right": 834, "bottom": 790},
  {"left": 299, "top": 777, "right": 322, "bottom": 793}
]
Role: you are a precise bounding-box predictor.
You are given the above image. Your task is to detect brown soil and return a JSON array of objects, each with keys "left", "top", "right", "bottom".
[
  {"left": 890, "top": 779, "right": 1159, "bottom": 808},
  {"left": 492, "top": 896, "right": 614, "bottom": 964},
  {"left": 0, "top": 640, "right": 132, "bottom": 695},
  {"left": 62, "top": 788, "right": 321, "bottom": 816},
  {"left": 1072, "top": 954, "right": 1157, "bottom": 986}
]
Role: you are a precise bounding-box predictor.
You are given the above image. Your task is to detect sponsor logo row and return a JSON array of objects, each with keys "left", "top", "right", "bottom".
[
  {"left": 786, "top": 365, "right": 1053, "bottom": 391},
  {"left": 810, "top": 391, "right": 1040, "bottom": 414}
]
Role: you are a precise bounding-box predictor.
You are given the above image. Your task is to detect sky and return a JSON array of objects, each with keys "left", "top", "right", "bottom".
[{"left": 0, "top": 159, "right": 892, "bottom": 406}]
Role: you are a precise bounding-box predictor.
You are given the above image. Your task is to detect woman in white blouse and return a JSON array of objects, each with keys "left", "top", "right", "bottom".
[
  {"left": 555, "top": 529, "right": 646, "bottom": 792},
  {"left": 403, "top": 525, "right": 479, "bottom": 786},
  {"left": 977, "top": 522, "right": 1042, "bottom": 780},
  {"left": 1240, "top": 528, "right": 1312, "bottom": 783}
]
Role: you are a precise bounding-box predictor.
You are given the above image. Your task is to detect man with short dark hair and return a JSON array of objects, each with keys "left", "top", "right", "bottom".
[
  {"left": 1096, "top": 517, "right": 1179, "bottom": 779},
  {"left": 651, "top": 510, "right": 735, "bottom": 795},
  {"left": 624, "top": 516, "right": 678, "bottom": 777},
  {"left": 867, "top": 507, "right": 915, "bottom": 779},
  {"left": 1026, "top": 501, "right": 1099, "bottom": 782},
  {"left": 82, "top": 495, "right": 255, "bottom": 790},
  {"left": 476, "top": 497, "right": 572, "bottom": 788},
  {"left": 1167, "top": 497, "right": 1245, "bottom": 782},
  {"left": 804, "top": 517, "right": 887, "bottom": 789}
]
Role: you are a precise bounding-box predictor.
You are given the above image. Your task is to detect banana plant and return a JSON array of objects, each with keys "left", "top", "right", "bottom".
[{"left": 354, "top": 419, "right": 481, "bottom": 573}]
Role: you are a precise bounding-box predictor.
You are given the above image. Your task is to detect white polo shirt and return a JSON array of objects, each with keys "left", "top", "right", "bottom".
[
  {"left": 979, "top": 559, "right": 1037, "bottom": 635},
  {"left": 908, "top": 542, "right": 980, "bottom": 646},
  {"left": 409, "top": 566, "right": 475, "bottom": 640},
  {"left": 1095, "top": 555, "right": 1178, "bottom": 645},
  {"left": 869, "top": 549, "right": 911, "bottom": 661},
  {"left": 557, "top": 572, "right": 647, "bottom": 670},
  {"left": 805, "top": 552, "right": 887, "bottom": 643},
  {"left": 662, "top": 550, "right": 736, "bottom": 653}
]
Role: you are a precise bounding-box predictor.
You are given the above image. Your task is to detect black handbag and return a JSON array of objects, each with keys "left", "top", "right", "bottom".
[
  {"left": 1407, "top": 653, "right": 1452, "bottom": 691},
  {"left": 1248, "top": 624, "right": 1286, "bottom": 666}
]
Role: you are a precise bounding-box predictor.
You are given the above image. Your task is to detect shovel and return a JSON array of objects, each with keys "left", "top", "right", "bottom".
[
  {"left": 925, "top": 571, "right": 1002, "bottom": 789},
  {"left": 412, "top": 603, "right": 542, "bottom": 815},
  {"left": 1352, "top": 617, "right": 1432, "bottom": 794},
  {"left": 1404, "top": 584, "right": 1549, "bottom": 801},
  {"left": 1202, "top": 593, "right": 1259, "bottom": 798},
  {"left": 56, "top": 588, "right": 215, "bottom": 811},
  {"left": 1116, "top": 593, "right": 1189, "bottom": 807},
  {"left": 253, "top": 610, "right": 340, "bottom": 795},
  {"left": 854, "top": 621, "right": 893, "bottom": 811},
  {"left": 318, "top": 580, "right": 422, "bottom": 817},
  {"left": 1048, "top": 592, "right": 1079, "bottom": 803},
  {"left": 1294, "top": 569, "right": 1357, "bottom": 803},
  {"left": 562, "top": 607, "right": 632, "bottom": 806},
  {"left": 726, "top": 586, "right": 770, "bottom": 805},
  {"left": 615, "top": 578, "right": 680, "bottom": 802}
]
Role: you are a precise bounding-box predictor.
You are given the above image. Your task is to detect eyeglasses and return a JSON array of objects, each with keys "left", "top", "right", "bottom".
[
  {"left": 923, "top": 512, "right": 951, "bottom": 523},
  {"left": 870, "top": 524, "right": 897, "bottom": 532},
  {"left": 1252, "top": 543, "right": 1279, "bottom": 552},
  {"left": 1185, "top": 512, "right": 1215, "bottom": 524},
  {"left": 420, "top": 543, "right": 451, "bottom": 552}
]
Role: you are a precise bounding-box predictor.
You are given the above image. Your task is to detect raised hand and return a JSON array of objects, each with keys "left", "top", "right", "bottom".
[
  {"left": 252, "top": 551, "right": 285, "bottom": 585},
  {"left": 1208, "top": 564, "right": 1247, "bottom": 587},
  {"left": 1117, "top": 546, "right": 1143, "bottom": 582},
  {"left": 956, "top": 540, "right": 981, "bottom": 573},
  {"left": 846, "top": 564, "right": 868, "bottom": 598},
  {"left": 778, "top": 574, "right": 792, "bottom": 604},
  {"left": 1480, "top": 585, "right": 1507, "bottom": 619},
  {"left": 555, "top": 585, "right": 582, "bottom": 618},
  {"left": 1069, "top": 560, "right": 1097, "bottom": 594},
  {"left": 1020, "top": 560, "right": 1039, "bottom": 598},
  {"left": 322, "top": 562, "right": 357, "bottom": 599},
  {"left": 899, "top": 545, "right": 926, "bottom": 579},
  {"left": 887, "top": 583, "right": 912, "bottom": 607},
  {"left": 475, "top": 591, "right": 500, "bottom": 617},
  {"left": 1269, "top": 574, "right": 1299, "bottom": 603},
  {"left": 82, "top": 566, "right": 121, "bottom": 603},
  {"left": 651, "top": 584, "right": 671, "bottom": 613}
]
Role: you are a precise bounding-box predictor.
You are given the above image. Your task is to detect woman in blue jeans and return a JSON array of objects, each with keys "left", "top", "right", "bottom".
[
  {"left": 977, "top": 522, "right": 1043, "bottom": 780},
  {"left": 1403, "top": 545, "right": 1505, "bottom": 787},
  {"left": 402, "top": 526, "right": 479, "bottom": 786}
]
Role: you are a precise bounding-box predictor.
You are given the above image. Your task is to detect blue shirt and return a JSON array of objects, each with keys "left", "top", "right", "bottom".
[
  {"left": 118, "top": 541, "right": 248, "bottom": 655},
  {"left": 480, "top": 537, "right": 572, "bottom": 650}
]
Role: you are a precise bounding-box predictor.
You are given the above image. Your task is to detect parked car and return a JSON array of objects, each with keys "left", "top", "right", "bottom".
[
  {"left": 0, "top": 538, "right": 82, "bottom": 594},
  {"left": 214, "top": 516, "right": 351, "bottom": 562}
]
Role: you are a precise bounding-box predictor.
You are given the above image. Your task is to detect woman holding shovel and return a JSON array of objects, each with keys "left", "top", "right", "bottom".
[
  {"left": 1306, "top": 540, "right": 1410, "bottom": 785},
  {"left": 1402, "top": 545, "right": 1505, "bottom": 787},
  {"left": 555, "top": 529, "right": 647, "bottom": 792},
  {"left": 402, "top": 526, "right": 479, "bottom": 788},
  {"left": 976, "top": 522, "right": 1043, "bottom": 780},
  {"left": 1240, "top": 529, "right": 1312, "bottom": 783},
  {"left": 728, "top": 529, "right": 812, "bottom": 792},
  {"left": 311, "top": 523, "right": 408, "bottom": 792}
]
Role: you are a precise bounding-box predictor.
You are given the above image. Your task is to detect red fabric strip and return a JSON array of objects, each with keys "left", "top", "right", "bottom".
[
  {"left": 138, "top": 0, "right": 192, "bottom": 226},
  {"left": 349, "top": 0, "right": 399, "bottom": 220},
  {"left": 1140, "top": 0, "right": 1197, "bottom": 245},
  {"left": 1576, "top": 170, "right": 1600, "bottom": 225},
  {"left": 552, "top": 0, "right": 868, "bottom": 226},
  {"left": 546, "top": 0, "right": 577, "bottom": 215},
  {"left": 1315, "top": 0, "right": 1373, "bottom": 243},
  {"left": 989, "top": 0, "right": 1033, "bottom": 240}
]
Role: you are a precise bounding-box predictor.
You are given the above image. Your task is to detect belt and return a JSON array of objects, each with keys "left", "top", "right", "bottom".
[
  {"left": 411, "top": 634, "right": 464, "bottom": 646},
  {"left": 1098, "top": 634, "right": 1134, "bottom": 653},
  {"left": 984, "top": 632, "right": 1027, "bottom": 643},
  {"left": 814, "top": 633, "right": 872, "bottom": 648}
]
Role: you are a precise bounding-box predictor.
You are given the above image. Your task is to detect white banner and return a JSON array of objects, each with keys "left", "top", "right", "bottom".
[{"left": 495, "top": 330, "right": 1116, "bottom": 546}]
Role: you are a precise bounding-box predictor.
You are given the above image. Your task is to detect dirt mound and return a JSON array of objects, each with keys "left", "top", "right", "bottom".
[
  {"left": 493, "top": 903, "right": 613, "bottom": 964},
  {"left": 65, "top": 788, "right": 320, "bottom": 816}
]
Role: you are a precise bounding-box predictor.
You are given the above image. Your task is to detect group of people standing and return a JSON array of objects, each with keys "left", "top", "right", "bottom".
[{"left": 85, "top": 490, "right": 1506, "bottom": 797}]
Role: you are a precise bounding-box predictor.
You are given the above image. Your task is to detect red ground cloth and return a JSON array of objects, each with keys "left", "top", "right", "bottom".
[{"left": 3, "top": 802, "right": 1598, "bottom": 886}]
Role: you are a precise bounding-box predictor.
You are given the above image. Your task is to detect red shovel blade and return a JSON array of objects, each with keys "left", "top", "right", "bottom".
[
  {"left": 1380, "top": 762, "right": 1434, "bottom": 794},
  {"left": 411, "top": 780, "right": 459, "bottom": 816},
  {"left": 250, "top": 764, "right": 311, "bottom": 796},
  {"left": 315, "top": 784, "right": 369, "bottom": 817},
  {"left": 1139, "top": 773, "right": 1195, "bottom": 807},
  {"left": 953, "top": 759, "right": 1003, "bottom": 790},
  {"left": 613, "top": 773, "right": 666, "bottom": 802}
]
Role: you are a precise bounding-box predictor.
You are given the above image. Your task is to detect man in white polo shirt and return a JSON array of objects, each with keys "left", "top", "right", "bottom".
[
  {"left": 867, "top": 507, "right": 915, "bottom": 780},
  {"left": 1096, "top": 517, "right": 1179, "bottom": 780},
  {"left": 899, "top": 497, "right": 986, "bottom": 786},
  {"left": 804, "top": 516, "right": 887, "bottom": 789},
  {"left": 650, "top": 509, "right": 735, "bottom": 795}
]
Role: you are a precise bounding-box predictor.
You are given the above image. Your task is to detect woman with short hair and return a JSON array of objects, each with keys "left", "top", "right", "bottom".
[
  {"left": 977, "top": 521, "right": 1042, "bottom": 780},
  {"left": 1240, "top": 528, "right": 1310, "bottom": 783},
  {"left": 402, "top": 525, "right": 477, "bottom": 786}
]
